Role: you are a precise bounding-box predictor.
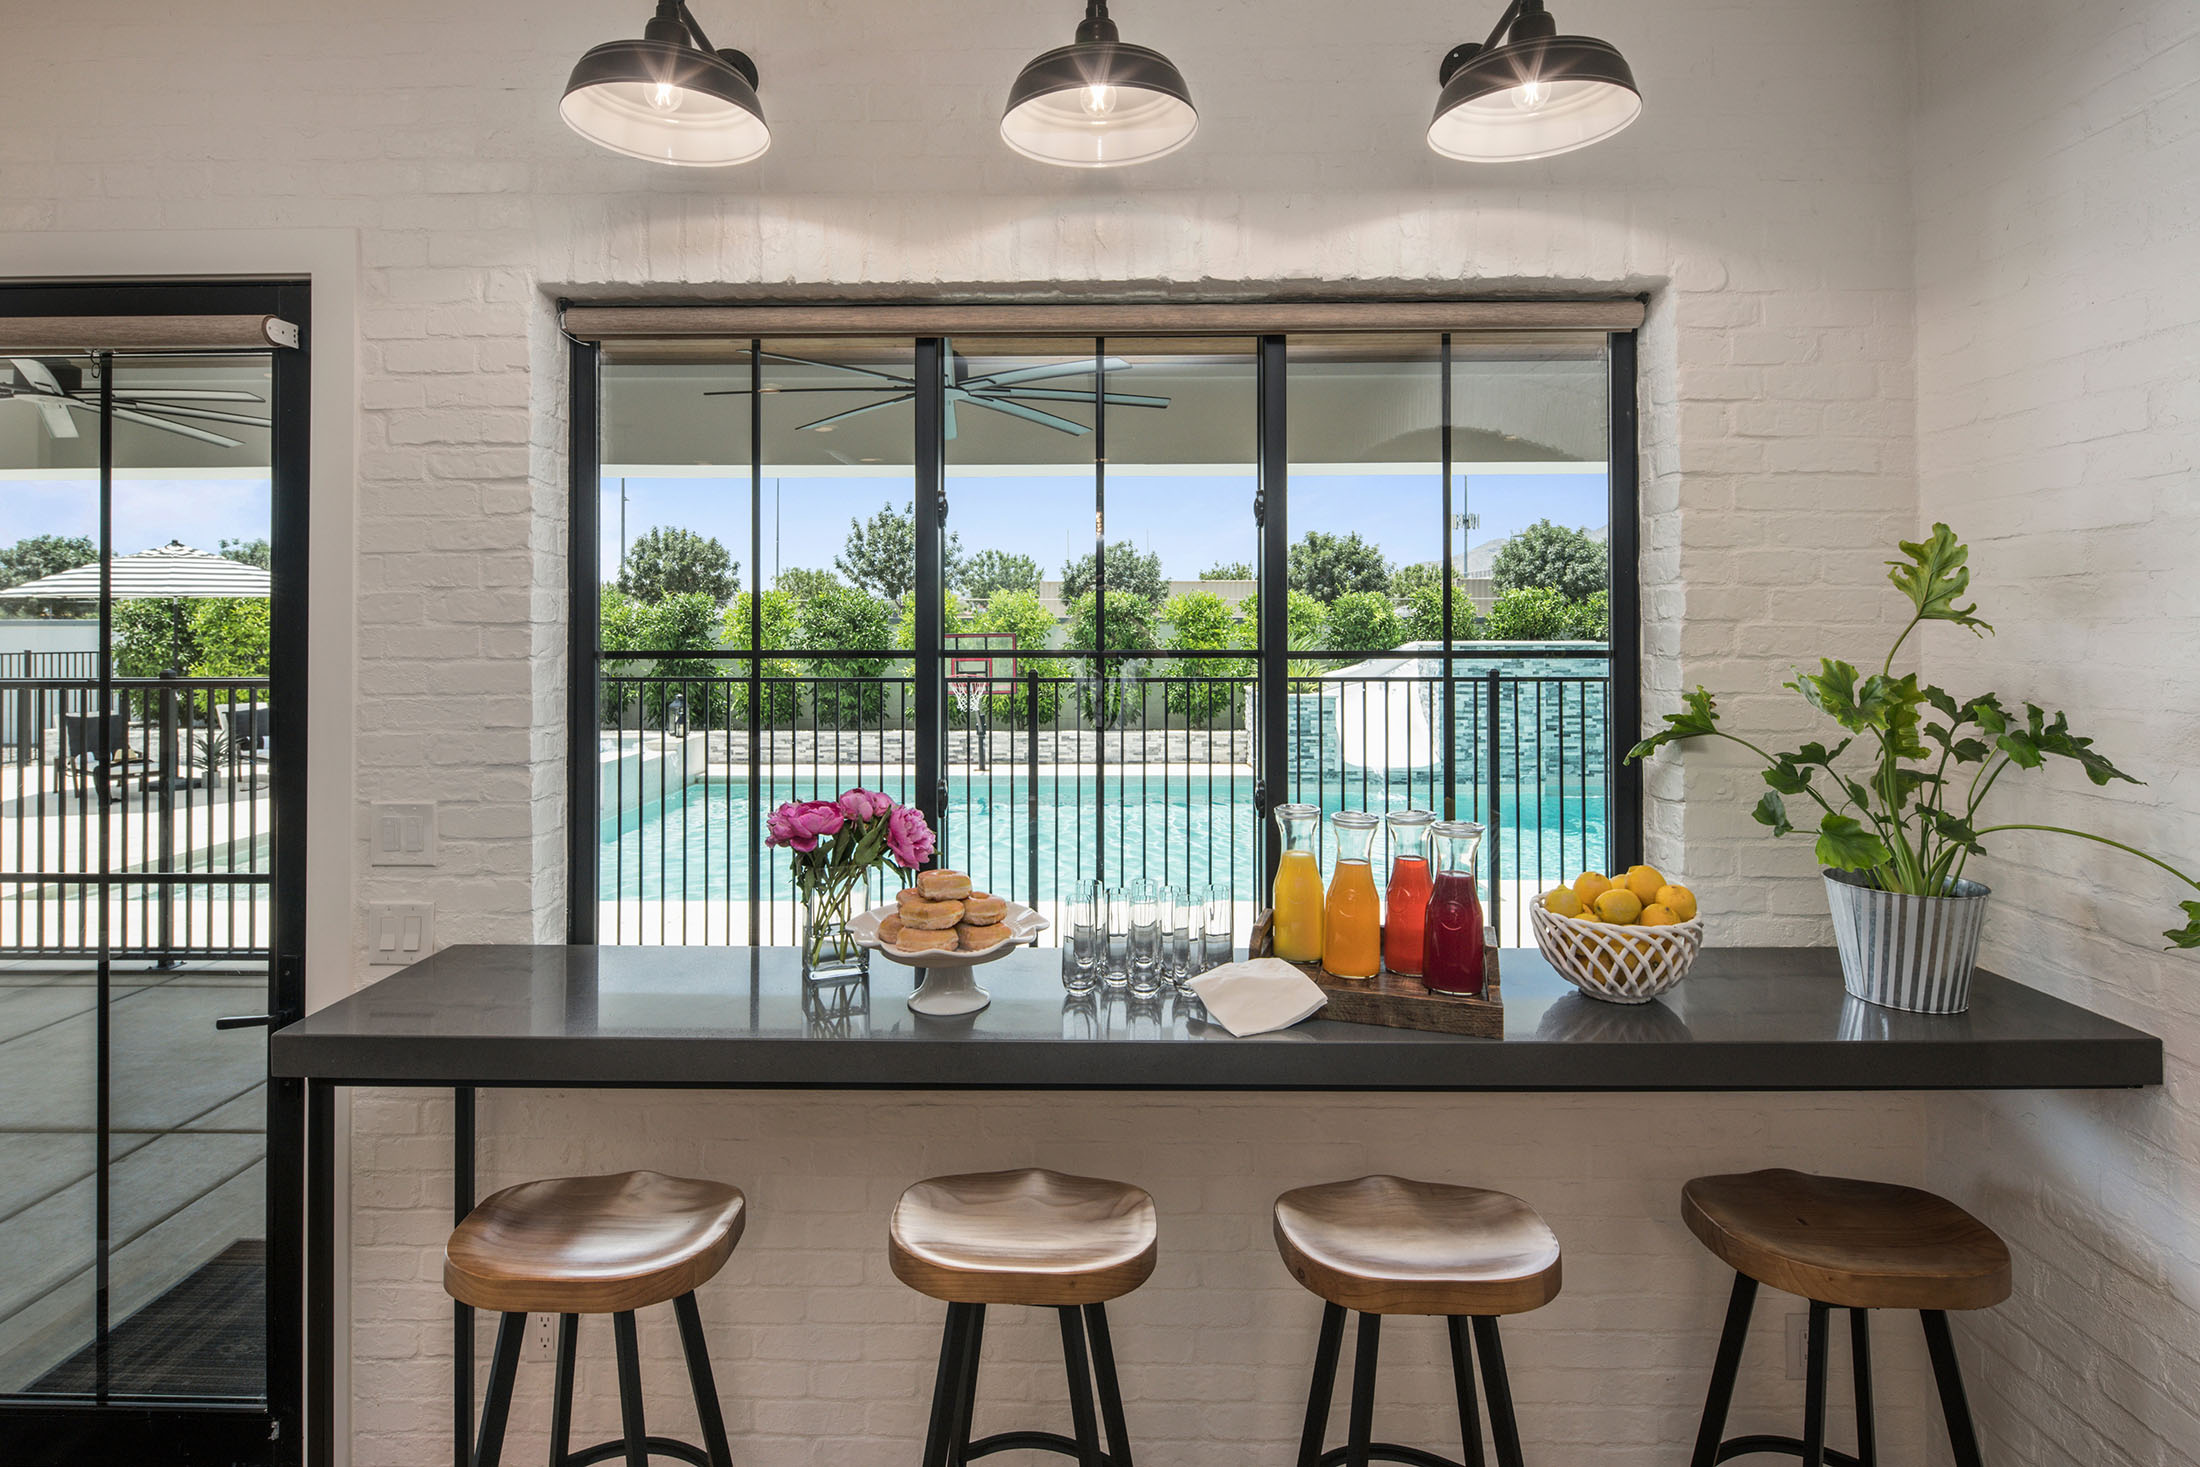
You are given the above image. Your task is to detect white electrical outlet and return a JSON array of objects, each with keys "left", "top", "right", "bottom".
[
  {"left": 366, "top": 902, "right": 435, "bottom": 965},
  {"left": 370, "top": 802, "right": 438, "bottom": 865},
  {"left": 528, "top": 1312, "right": 558, "bottom": 1363},
  {"left": 1785, "top": 1313, "right": 1809, "bottom": 1379}
]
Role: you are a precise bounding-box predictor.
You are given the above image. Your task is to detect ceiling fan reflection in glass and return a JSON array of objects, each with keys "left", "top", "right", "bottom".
[
  {"left": 0, "top": 357, "right": 269, "bottom": 448},
  {"left": 704, "top": 342, "right": 1169, "bottom": 438}
]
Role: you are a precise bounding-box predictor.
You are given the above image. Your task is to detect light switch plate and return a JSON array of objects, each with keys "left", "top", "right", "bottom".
[
  {"left": 370, "top": 803, "right": 437, "bottom": 865},
  {"left": 366, "top": 902, "right": 435, "bottom": 965}
]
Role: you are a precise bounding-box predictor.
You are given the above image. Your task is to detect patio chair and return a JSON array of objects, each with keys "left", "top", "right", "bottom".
[
  {"left": 217, "top": 702, "right": 272, "bottom": 761},
  {"left": 59, "top": 710, "right": 151, "bottom": 803}
]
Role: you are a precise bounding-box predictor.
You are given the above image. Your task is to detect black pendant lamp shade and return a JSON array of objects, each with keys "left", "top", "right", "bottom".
[
  {"left": 1428, "top": 0, "right": 1640, "bottom": 162},
  {"left": 1001, "top": 1, "right": 1197, "bottom": 168},
  {"left": 561, "top": 1, "right": 769, "bottom": 167}
]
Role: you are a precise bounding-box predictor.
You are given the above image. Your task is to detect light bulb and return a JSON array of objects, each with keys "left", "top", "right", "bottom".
[
  {"left": 1082, "top": 82, "right": 1115, "bottom": 116},
  {"left": 1511, "top": 77, "right": 1548, "bottom": 111},
  {"left": 647, "top": 79, "right": 684, "bottom": 113}
]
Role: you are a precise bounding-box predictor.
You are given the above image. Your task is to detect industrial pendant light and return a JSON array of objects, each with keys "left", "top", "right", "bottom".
[
  {"left": 1001, "top": 1, "right": 1197, "bottom": 168},
  {"left": 561, "top": 1, "right": 770, "bottom": 167},
  {"left": 1428, "top": 0, "right": 1640, "bottom": 162}
]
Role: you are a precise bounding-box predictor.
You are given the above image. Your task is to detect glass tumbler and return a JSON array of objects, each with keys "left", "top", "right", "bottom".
[
  {"left": 1065, "top": 881, "right": 1102, "bottom": 995},
  {"left": 1201, "top": 883, "right": 1233, "bottom": 969},
  {"left": 1127, "top": 880, "right": 1164, "bottom": 996},
  {"left": 1102, "top": 885, "right": 1131, "bottom": 988},
  {"left": 1166, "top": 887, "right": 1199, "bottom": 987}
]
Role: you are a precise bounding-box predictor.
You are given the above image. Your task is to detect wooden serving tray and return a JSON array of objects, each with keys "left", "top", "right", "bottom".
[{"left": 1250, "top": 909, "right": 1503, "bottom": 1038}]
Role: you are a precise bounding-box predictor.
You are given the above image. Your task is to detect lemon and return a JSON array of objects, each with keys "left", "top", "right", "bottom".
[
  {"left": 1655, "top": 884, "right": 1698, "bottom": 922},
  {"left": 1572, "top": 871, "right": 1612, "bottom": 904},
  {"left": 1543, "top": 887, "right": 1584, "bottom": 917},
  {"left": 1640, "top": 902, "right": 1680, "bottom": 927},
  {"left": 1593, "top": 888, "right": 1643, "bottom": 924},
  {"left": 1624, "top": 864, "right": 1666, "bottom": 903}
]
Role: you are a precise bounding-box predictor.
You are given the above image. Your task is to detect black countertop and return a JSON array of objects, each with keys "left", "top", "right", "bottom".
[{"left": 271, "top": 945, "right": 2161, "bottom": 1092}]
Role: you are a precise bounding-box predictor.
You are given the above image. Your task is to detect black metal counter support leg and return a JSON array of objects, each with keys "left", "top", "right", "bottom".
[
  {"left": 1921, "top": 1311, "right": 1985, "bottom": 1467},
  {"left": 675, "top": 1292, "right": 735, "bottom": 1467},
  {"left": 307, "top": 1079, "right": 335, "bottom": 1467},
  {"left": 1690, "top": 1273, "right": 1759, "bottom": 1467},
  {"left": 1850, "top": 1310, "right": 1876, "bottom": 1467},
  {"left": 1297, "top": 1302, "right": 1347, "bottom": 1467},
  {"left": 471, "top": 1312, "right": 524, "bottom": 1467},
  {"left": 1446, "top": 1317, "right": 1485, "bottom": 1467},
  {"left": 454, "top": 1085, "right": 477, "bottom": 1467}
]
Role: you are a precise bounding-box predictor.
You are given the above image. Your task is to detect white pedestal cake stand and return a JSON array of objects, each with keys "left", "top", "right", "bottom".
[{"left": 851, "top": 902, "right": 1050, "bottom": 1016}]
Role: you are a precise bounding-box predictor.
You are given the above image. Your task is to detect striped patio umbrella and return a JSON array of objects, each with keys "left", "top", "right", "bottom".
[{"left": 0, "top": 540, "right": 270, "bottom": 601}]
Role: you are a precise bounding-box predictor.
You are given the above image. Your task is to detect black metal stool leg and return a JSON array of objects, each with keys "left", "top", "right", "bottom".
[
  {"left": 922, "top": 1305, "right": 974, "bottom": 1467},
  {"left": 674, "top": 1293, "right": 735, "bottom": 1467},
  {"left": 1690, "top": 1273, "right": 1760, "bottom": 1467},
  {"left": 1058, "top": 1306, "right": 1106, "bottom": 1467},
  {"left": 950, "top": 1304, "right": 987, "bottom": 1467},
  {"left": 548, "top": 1314, "right": 580, "bottom": 1467},
  {"left": 1921, "top": 1311, "right": 1986, "bottom": 1467},
  {"left": 1446, "top": 1317, "right": 1486, "bottom": 1467},
  {"left": 1297, "top": 1302, "right": 1348, "bottom": 1467},
  {"left": 1345, "top": 1312, "right": 1381, "bottom": 1467},
  {"left": 1469, "top": 1317, "right": 1523, "bottom": 1467},
  {"left": 1849, "top": 1310, "right": 1876, "bottom": 1467},
  {"left": 1800, "top": 1301, "right": 1830, "bottom": 1467},
  {"left": 612, "top": 1311, "right": 649, "bottom": 1467},
  {"left": 1083, "top": 1303, "right": 1134, "bottom": 1467},
  {"left": 473, "top": 1312, "right": 525, "bottom": 1467}
]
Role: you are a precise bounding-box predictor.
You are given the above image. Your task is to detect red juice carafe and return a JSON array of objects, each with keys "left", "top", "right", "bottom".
[
  {"left": 1421, "top": 820, "right": 1488, "bottom": 996},
  {"left": 1382, "top": 809, "right": 1435, "bottom": 975}
]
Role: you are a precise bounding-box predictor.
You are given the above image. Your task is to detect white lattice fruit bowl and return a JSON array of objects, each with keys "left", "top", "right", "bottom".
[{"left": 1530, "top": 900, "right": 1704, "bottom": 1005}]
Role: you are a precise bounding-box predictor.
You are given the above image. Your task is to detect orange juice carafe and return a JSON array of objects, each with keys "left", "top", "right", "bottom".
[
  {"left": 1322, "top": 811, "right": 1382, "bottom": 978},
  {"left": 1270, "top": 803, "right": 1325, "bottom": 963},
  {"left": 1383, "top": 810, "right": 1435, "bottom": 975}
]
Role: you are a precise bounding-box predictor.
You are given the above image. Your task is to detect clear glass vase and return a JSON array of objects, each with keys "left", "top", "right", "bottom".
[{"left": 802, "top": 882, "right": 870, "bottom": 985}]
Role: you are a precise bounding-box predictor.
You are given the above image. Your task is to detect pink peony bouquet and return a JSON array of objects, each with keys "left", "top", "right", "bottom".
[{"left": 766, "top": 787, "right": 934, "bottom": 967}]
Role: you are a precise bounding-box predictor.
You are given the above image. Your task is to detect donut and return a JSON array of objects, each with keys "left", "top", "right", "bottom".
[
  {"left": 893, "top": 926, "right": 958, "bottom": 953},
  {"left": 876, "top": 913, "right": 904, "bottom": 944},
  {"left": 962, "top": 892, "right": 1007, "bottom": 924},
  {"left": 899, "top": 897, "right": 964, "bottom": 931},
  {"left": 957, "top": 923, "right": 1012, "bottom": 952},
  {"left": 895, "top": 886, "right": 929, "bottom": 910},
  {"left": 917, "top": 869, "right": 973, "bottom": 901}
]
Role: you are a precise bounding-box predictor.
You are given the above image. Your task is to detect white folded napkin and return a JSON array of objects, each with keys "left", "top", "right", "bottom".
[{"left": 1186, "top": 958, "right": 1330, "bottom": 1037}]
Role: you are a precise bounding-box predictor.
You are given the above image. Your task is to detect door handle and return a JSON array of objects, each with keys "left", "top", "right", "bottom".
[{"left": 215, "top": 1013, "right": 276, "bottom": 1030}]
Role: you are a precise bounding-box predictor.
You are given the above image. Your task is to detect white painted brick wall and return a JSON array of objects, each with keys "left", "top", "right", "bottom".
[
  {"left": 1915, "top": 0, "right": 2200, "bottom": 1463},
  {"left": 0, "top": 0, "right": 2018, "bottom": 1460}
]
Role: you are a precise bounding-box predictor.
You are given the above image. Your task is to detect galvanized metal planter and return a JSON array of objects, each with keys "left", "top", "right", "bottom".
[{"left": 1823, "top": 868, "right": 1990, "bottom": 1014}]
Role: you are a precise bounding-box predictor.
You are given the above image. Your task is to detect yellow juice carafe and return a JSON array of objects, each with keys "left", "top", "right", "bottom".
[{"left": 1270, "top": 803, "right": 1325, "bottom": 962}]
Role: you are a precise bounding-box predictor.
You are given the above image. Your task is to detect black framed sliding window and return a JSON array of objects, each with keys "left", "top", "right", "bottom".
[{"left": 568, "top": 307, "right": 1639, "bottom": 951}]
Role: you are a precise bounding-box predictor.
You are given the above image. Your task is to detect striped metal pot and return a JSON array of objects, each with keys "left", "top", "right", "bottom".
[{"left": 1822, "top": 868, "right": 1990, "bottom": 1014}]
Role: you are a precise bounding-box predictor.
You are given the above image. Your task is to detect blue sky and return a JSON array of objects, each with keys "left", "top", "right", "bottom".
[
  {"left": 0, "top": 476, "right": 272, "bottom": 558},
  {"left": 602, "top": 470, "right": 1609, "bottom": 589}
]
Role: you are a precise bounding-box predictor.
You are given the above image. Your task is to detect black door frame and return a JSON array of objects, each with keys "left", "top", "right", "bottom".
[{"left": 0, "top": 279, "right": 310, "bottom": 1467}]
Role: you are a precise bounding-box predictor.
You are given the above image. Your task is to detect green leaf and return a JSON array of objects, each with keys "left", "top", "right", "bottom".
[
  {"left": 1887, "top": 767, "right": 1944, "bottom": 808},
  {"left": 1862, "top": 671, "right": 1930, "bottom": 758},
  {"left": 1923, "top": 685, "right": 1962, "bottom": 722},
  {"left": 1789, "top": 659, "right": 1872, "bottom": 730},
  {"left": 2022, "top": 704, "right": 2142, "bottom": 787},
  {"left": 1796, "top": 740, "right": 1852, "bottom": 765},
  {"left": 1753, "top": 791, "right": 1795, "bottom": 837},
  {"left": 1968, "top": 693, "right": 2009, "bottom": 735},
  {"left": 1628, "top": 686, "right": 1721, "bottom": 761},
  {"left": 2168, "top": 901, "right": 2200, "bottom": 951},
  {"left": 1816, "top": 813, "right": 1892, "bottom": 872},
  {"left": 1927, "top": 809, "right": 1985, "bottom": 856},
  {"left": 1763, "top": 759, "right": 1814, "bottom": 795},
  {"left": 1886, "top": 523, "right": 1992, "bottom": 636}
]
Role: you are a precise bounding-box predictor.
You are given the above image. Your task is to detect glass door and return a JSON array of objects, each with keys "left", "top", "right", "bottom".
[{"left": 0, "top": 286, "right": 307, "bottom": 1465}]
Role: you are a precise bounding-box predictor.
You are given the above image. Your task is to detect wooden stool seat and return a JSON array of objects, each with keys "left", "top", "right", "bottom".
[
  {"left": 889, "top": 1167, "right": 1157, "bottom": 1307},
  {"left": 444, "top": 1169, "right": 746, "bottom": 1315},
  {"left": 1683, "top": 1169, "right": 2012, "bottom": 1312},
  {"left": 1273, "top": 1174, "right": 1562, "bottom": 1318}
]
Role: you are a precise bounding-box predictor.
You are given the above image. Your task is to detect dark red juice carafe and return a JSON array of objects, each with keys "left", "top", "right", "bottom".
[{"left": 1420, "top": 821, "right": 1488, "bottom": 996}]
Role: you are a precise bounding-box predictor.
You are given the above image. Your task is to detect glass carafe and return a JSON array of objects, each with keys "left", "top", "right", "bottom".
[
  {"left": 1270, "top": 803, "right": 1324, "bottom": 963},
  {"left": 1422, "top": 821, "right": 1488, "bottom": 995},
  {"left": 1383, "top": 810, "right": 1435, "bottom": 976},
  {"left": 1323, "top": 811, "right": 1381, "bottom": 978}
]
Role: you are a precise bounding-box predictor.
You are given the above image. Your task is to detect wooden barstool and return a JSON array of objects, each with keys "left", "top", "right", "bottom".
[
  {"left": 889, "top": 1167, "right": 1158, "bottom": 1467},
  {"left": 1273, "top": 1175, "right": 1563, "bottom": 1467},
  {"left": 444, "top": 1170, "right": 747, "bottom": 1467},
  {"left": 1683, "top": 1168, "right": 2013, "bottom": 1467}
]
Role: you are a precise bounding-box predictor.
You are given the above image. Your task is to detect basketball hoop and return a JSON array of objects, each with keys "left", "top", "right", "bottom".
[{"left": 946, "top": 631, "right": 1019, "bottom": 771}]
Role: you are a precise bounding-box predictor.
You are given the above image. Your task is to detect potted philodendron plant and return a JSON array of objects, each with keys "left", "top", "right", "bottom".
[{"left": 1629, "top": 525, "right": 2200, "bottom": 1013}]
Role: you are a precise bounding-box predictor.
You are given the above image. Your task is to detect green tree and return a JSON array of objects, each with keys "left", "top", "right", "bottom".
[
  {"left": 893, "top": 589, "right": 969, "bottom": 651},
  {"left": 1484, "top": 585, "right": 1578, "bottom": 641},
  {"left": 1059, "top": 540, "right": 1166, "bottom": 606},
  {"left": 1323, "top": 590, "right": 1402, "bottom": 653},
  {"left": 958, "top": 548, "right": 1041, "bottom": 600},
  {"left": 1566, "top": 588, "right": 1610, "bottom": 641},
  {"left": 112, "top": 596, "right": 271, "bottom": 714},
  {"left": 796, "top": 583, "right": 892, "bottom": 726},
  {"left": 772, "top": 565, "right": 841, "bottom": 602},
  {"left": 1161, "top": 590, "right": 1250, "bottom": 718},
  {"left": 0, "top": 533, "right": 96, "bottom": 617},
  {"left": 1288, "top": 530, "right": 1390, "bottom": 605},
  {"left": 218, "top": 537, "right": 272, "bottom": 571},
  {"left": 837, "top": 501, "right": 962, "bottom": 607},
  {"left": 1066, "top": 591, "right": 1160, "bottom": 727},
  {"left": 618, "top": 526, "right": 738, "bottom": 604},
  {"left": 1490, "top": 519, "right": 1605, "bottom": 603},
  {"left": 614, "top": 591, "right": 730, "bottom": 726},
  {"left": 1402, "top": 579, "right": 1477, "bottom": 644},
  {"left": 970, "top": 588, "right": 1061, "bottom": 727},
  {"left": 1238, "top": 589, "right": 1329, "bottom": 689},
  {"left": 720, "top": 591, "right": 801, "bottom": 725},
  {"left": 1200, "top": 559, "right": 1253, "bottom": 580}
]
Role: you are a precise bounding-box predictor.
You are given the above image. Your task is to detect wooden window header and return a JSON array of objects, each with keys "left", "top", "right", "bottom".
[
  {"left": 561, "top": 298, "right": 1644, "bottom": 343},
  {"left": 0, "top": 315, "right": 300, "bottom": 352}
]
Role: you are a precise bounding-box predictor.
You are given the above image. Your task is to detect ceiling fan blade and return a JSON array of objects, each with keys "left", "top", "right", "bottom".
[
  {"left": 105, "top": 388, "right": 265, "bottom": 403},
  {"left": 981, "top": 387, "right": 1171, "bottom": 408},
  {"left": 755, "top": 350, "right": 916, "bottom": 387},
  {"left": 9, "top": 358, "right": 65, "bottom": 395},
  {"left": 943, "top": 395, "right": 959, "bottom": 441},
  {"left": 701, "top": 385, "right": 907, "bottom": 397},
  {"left": 108, "top": 403, "right": 244, "bottom": 448},
  {"left": 961, "top": 356, "right": 1132, "bottom": 390},
  {"left": 797, "top": 394, "right": 915, "bottom": 432},
  {"left": 965, "top": 397, "right": 1092, "bottom": 436},
  {"left": 36, "top": 400, "right": 78, "bottom": 438},
  {"left": 113, "top": 402, "right": 270, "bottom": 430}
]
